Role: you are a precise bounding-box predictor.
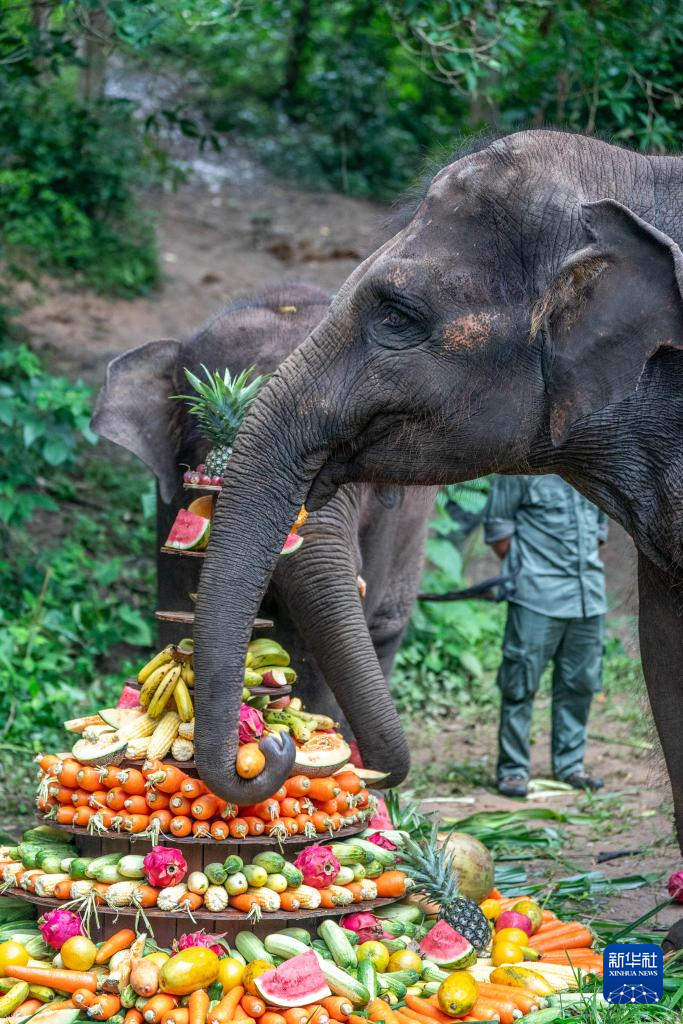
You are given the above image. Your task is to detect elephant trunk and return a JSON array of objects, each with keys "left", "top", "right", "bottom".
[
  {"left": 193, "top": 358, "right": 331, "bottom": 803},
  {"left": 273, "top": 517, "right": 410, "bottom": 787}
]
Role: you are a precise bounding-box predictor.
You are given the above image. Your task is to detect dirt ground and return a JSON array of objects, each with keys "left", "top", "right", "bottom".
[{"left": 15, "top": 164, "right": 680, "bottom": 936}]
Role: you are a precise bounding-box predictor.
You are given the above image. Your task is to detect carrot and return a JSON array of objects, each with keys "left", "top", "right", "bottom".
[
  {"left": 170, "top": 815, "right": 193, "bottom": 837},
  {"left": 228, "top": 819, "right": 249, "bottom": 839},
  {"left": 334, "top": 771, "right": 361, "bottom": 795},
  {"left": 99, "top": 765, "right": 122, "bottom": 789},
  {"left": 189, "top": 989, "right": 210, "bottom": 1024},
  {"left": 123, "top": 813, "right": 151, "bottom": 834},
  {"left": 317, "top": 799, "right": 338, "bottom": 816},
  {"left": 464, "top": 1007, "right": 499, "bottom": 1022},
  {"left": 343, "top": 882, "right": 364, "bottom": 903},
  {"left": 285, "top": 776, "right": 311, "bottom": 798},
  {"left": 179, "top": 891, "right": 204, "bottom": 911},
  {"left": 229, "top": 894, "right": 260, "bottom": 914},
  {"left": 150, "top": 809, "right": 173, "bottom": 831},
  {"left": 7, "top": 966, "right": 98, "bottom": 992},
  {"left": 207, "top": 985, "right": 244, "bottom": 1024},
  {"left": 307, "top": 778, "right": 340, "bottom": 802},
  {"left": 192, "top": 796, "right": 221, "bottom": 820},
  {"left": 92, "top": 882, "right": 112, "bottom": 903},
  {"left": 281, "top": 817, "right": 299, "bottom": 835},
  {"left": 11, "top": 998, "right": 43, "bottom": 1019},
  {"left": 135, "top": 884, "right": 160, "bottom": 907},
  {"left": 90, "top": 993, "right": 122, "bottom": 1019},
  {"left": 106, "top": 787, "right": 127, "bottom": 811},
  {"left": 323, "top": 997, "right": 354, "bottom": 1022},
  {"left": 95, "top": 928, "right": 136, "bottom": 963},
  {"left": 73, "top": 989, "right": 98, "bottom": 1008},
  {"left": 367, "top": 999, "right": 407, "bottom": 1024},
  {"left": 311, "top": 812, "right": 331, "bottom": 832},
  {"left": 180, "top": 778, "right": 208, "bottom": 799},
  {"left": 88, "top": 790, "right": 109, "bottom": 809},
  {"left": 282, "top": 1010, "right": 308, "bottom": 1024},
  {"left": 278, "top": 798, "right": 301, "bottom": 818},
  {"left": 53, "top": 785, "right": 76, "bottom": 805},
  {"left": 146, "top": 763, "right": 188, "bottom": 793},
  {"left": 37, "top": 753, "right": 60, "bottom": 773},
  {"left": 124, "top": 795, "right": 149, "bottom": 815},
  {"left": 243, "top": 799, "right": 279, "bottom": 821},
  {"left": 374, "top": 871, "right": 408, "bottom": 898},
  {"left": 37, "top": 1000, "right": 76, "bottom": 1013},
  {"left": 170, "top": 794, "right": 193, "bottom": 816},
  {"left": 319, "top": 889, "right": 345, "bottom": 908},
  {"left": 278, "top": 891, "right": 301, "bottom": 912},
  {"left": 54, "top": 880, "right": 74, "bottom": 900},
  {"left": 530, "top": 928, "right": 594, "bottom": 952},
  {"left": 162, "top": 1010, "right": 189, "bottom": 1024},
  {"left": 146, "top": 791, "right": 170, "bottom": 810},
  {"left": 355, "top": 789, "right": 370, "bottom": 809},
  {"left": 425, "top": 998, "right": 475, "bottom": 1023},
  {"left": 55, "top": 805, "right": 77, "bottom": 825},
  {"left": 243, "top": 817, "right": 265, "bottom": 836},
  {"left": 71, "top": 788, "right": 91, "bottom": 807},
  {"left": 476, "top": 983, "right": 540, "bottom": 1015},
  {"left": 210, "top": 820, "right": 229, "bottom": 840},
  {"left": 472, "top": 996, "right": 516, "bottom": 1024},
  {"left": 232, "top": 1015, "right": 255, "bottom": 1024},
  {"left": 56, "top": 759, "right": 81, "bottom": 787},
  {"left": 533, "top": 919, "right": 584, "bottom": 937},
  {"left": 405, "top": 997, "right": 450, "bottom": 1022},
  {"left": 125, "top": 1011, "right": 144, "bottom": 1024},
  {"left": 260, "top": 1014, "right": 286, "bottom": 1024},
  {"left": 240, "top": 995, "right": 265, "bottom": 1018},
  {"left": 77, "top": 767, "right": 103, "bottom": 791},
  {"left": 144, "top": 995, "right": 180, "bottom": 1023},
  {"left": 73, "top": 806, "right": 95, "bottom": 827},
  {"left": 119, "top": 768, "right": 147, "bottom": 795},
  {"left": 192, "top": 821, "right": 211, "bottom": 838}
]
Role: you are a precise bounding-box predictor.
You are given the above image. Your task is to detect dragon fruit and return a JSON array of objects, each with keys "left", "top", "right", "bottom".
[
  {"left": 368, "top": 797, "right": 392, "bottom": 831},
  {"left": 174, "top": 930, "right": 225, "bottom": 956},
  {"left": 144, "top": 845, "right": 188, "bottom": 887},
  {"left": 341, "top": 911, "right": 392, "bottom": 943},
  {"left": 366, "top": 831, "right": 397, "bottom": 852},
  {"left": 293, "top": 844, "right": 340, "bottom": 889},
  {"left": 669, "top": 870, "right": 683, "bottom": 902},
  {"left": 239, "top": 704, "right": 265, "bottom": 744},
  {"left": 39, "top": 908, "right": 84, "bottom": 949}
]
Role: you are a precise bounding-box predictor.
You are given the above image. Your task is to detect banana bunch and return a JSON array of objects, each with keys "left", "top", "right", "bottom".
[
  {"left": 137, "top": 639, "right": 195, "bottom": 721},
  {"left": 244, "top": 638, "right": 297, "bottom": 688}
]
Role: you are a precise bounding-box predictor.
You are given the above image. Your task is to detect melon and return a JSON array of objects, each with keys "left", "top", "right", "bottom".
[
  {"left": 445, "top": 832, "right": 495, "bottom": 903},
  {"left": 294, "top": 733, "right": 351, "bottom": 777},
  {"left": 420, "top": 920, "right": 476, "bottom": 969},
  {"left": 165, "top": 509, "right": 211, "bottom": 550},
  {"left": 343, "top": 767, "right": 390, "bottom": 783},
  {"left": 188, "top": 495, "right": 214, "bottom": 519},
  {"left": 281, "top": 532, "right": 303, "bottom": 555},
  {"left": 254, "top": 950, "right": 330, "bottom": 1008},
  {"left": 71, "top": 736, "right": 128, "bottom": 767},
  {"left": 100, "top": 707, "right": 144, "bottom": 729}
]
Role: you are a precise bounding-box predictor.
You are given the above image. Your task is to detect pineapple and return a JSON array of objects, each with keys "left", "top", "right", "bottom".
[
  {"left": 177, "top": 365, "right": 268, "bottom": 478},
  {"left": 399, "top": 826, "right": 492, "bottom": 953}
]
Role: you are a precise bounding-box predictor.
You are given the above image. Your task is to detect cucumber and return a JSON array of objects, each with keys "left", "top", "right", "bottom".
[
  {"left": 513, "top": 1011, "right": 562, "bottom": 1023},
  {"left": 420, "top": 962, "right": 448, "bottom": 983},
  {"left": 21, "top": 826, "right": 69, "bottom": 845},
  {"left": 37, "top": 854, "right": 67, "bottom": 875},
  {"left": 377, "top": 976, "right": 407, "bottom": 1000},
  {"left": 95, "top": 864, "right": 127, "bottom": 884},
  {"left": 120, "top": 986, "right": 138, "bottom": 1008},
  {"left": 351, "top": 864, "right": 366, "bottom": 880},
  {"left": 223, "top": 855, "right": 244, "bottom": 875},
  {"left": 380, "top": 938, "right": 407, "bottom": 954},
  {"left": 253, "top": 851, "right": 285, "bottom": 874},
  {"left": 118, "top": 855, "right": 146, "bottom": 879},
  {"left": 281, "top": 862, "right": 304, "bottom": 888},
  {"left": 235, "top": 931, "right": 276, "bottom": 965},
  {"left": 346, "top": 838, "right": 397, "bottom": 867},
  {"left": 59, "top": 857, "right": 76, "bottom": 874},
  {"left": 333, "top": 866, "right": 355, "bottom": 886},
  {"left": 319, "top": 960, "right": 370, "bottom": 1006},
  {"left": 379, "top": 904, "right": 424, "bottom": 924},
  {"left": 318, "top": 920, "right": 357, "bottom": 971},
  {"left": 278, "top": 928, "right": 312, "bottom": 945},
  {"left": 364, "top": 860, "right": 383, "bottom": 878},
  {"left": 205, "top": 863, "right": 228, "bottom": 885},
  {"left": 69, "top": 857, "right": 93, "bottom": 880},
  {"left": 326, "top": 842, "right": 366, "bottom": 865},
  {"left": 382, "top": 970, "right": 420, "bottom": 986},
  {"left": 377, "top": 919, "right": 405, "bottom": 937},
  {"left": 243, "top": 864, "right": 268, "bottom": 887},
  {"left": 208, "top": 983, "right": 223, "bottom": 1002},
  {"left": 312, "top": 940, "right": 334, "bottom": 961},
  {"left": 357, "top": 959, "right": 378, "bottom": 1001},
  {"left": 85, "top": 852, "right": 124, "bottom": 878},
  {"left": 227, "top": 948, "right": 246, "bottom": 966},
  {"left": 339, "top": 927, "right": 358, "bottom": 946},
  {"left": 422, "top": 982, "right": 440, "bottom": 997},
  {"left": 264, "top": 934, "right": 310, "bottom": 960}
]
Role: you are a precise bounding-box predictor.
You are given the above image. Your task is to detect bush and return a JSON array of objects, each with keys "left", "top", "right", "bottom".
[
  {"left": 0, "top": 337, "right": 156, "bottom": 753},
  {"left": 0, "top": 82, "right": 159, "bottom": 296}
]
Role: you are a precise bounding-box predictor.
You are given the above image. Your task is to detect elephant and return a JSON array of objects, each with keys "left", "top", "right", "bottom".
[
  {"left": 191, "top": 125, "right": 683, "bottom": 893},
  {"left": 91, "top": 281, "right": 435, "bottom": 786}
]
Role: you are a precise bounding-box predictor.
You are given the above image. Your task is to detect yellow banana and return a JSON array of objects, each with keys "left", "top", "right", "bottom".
[
  {"left": 173, "top": 678, "right": 194, "bottom": 722},
  {"left": 180, "top": 661, "right": 194, "bottom": 688},
  {"left": 137, "top": 645, "right": 174, "bottom": 684},
  {"left": 148, "top": 663, "right": 181, "bottom": 718},
  {"left": 139, "top": 660, "right": 175, "bottom": 707}
]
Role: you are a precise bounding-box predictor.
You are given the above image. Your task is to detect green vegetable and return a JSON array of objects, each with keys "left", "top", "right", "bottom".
[
  {"left": 318, "top": 920, "right": 357, "bottom": 971},
  {"left": 357, "top": 959, "right": 378, "bottom": 1001},
  {"left": 205, "top": 863, "right": 228, "bottom": 886},
  {"left": 235, "top": 932, "right": 275, "bottom": 965},
  {"left": 253, "top": 851, "right": 285, "bottom": 874}
]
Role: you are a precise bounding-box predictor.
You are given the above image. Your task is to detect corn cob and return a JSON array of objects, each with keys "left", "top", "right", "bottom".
[
  {"left": 70, "top": 880, "right": 96, "bottom": 899},
  {"left": 119, "top": 713, "right": 158, "bottom": 742},
  {"left": 177, "top": 720, "right": 195, "bottom": 741},
  {"left": 148, "top": 665, "right": 182, "bottom": 718},
  {"left": 285, "top": 885, "right": 322, "bottom": 909},
  {"left": 157, "top": 883, "right": 188, "bottom": 912},
  {"left": 238, "top": 887, "right": 281, "bottom": 912},
  {"left": 355, "top": 879, "right": 378, "bottom": 901},
  {"left": 173, "top": 679, "right": 194, "bottom": 722},
  {"left": 106, "top": 881, "right": 143, "bottom": 907},
  {"left": 126, "top": 737, "right": 151, "bottom": 759},
  {"left": 320, "top": 884, "right": 354, "bottom": 906},
  {"left": 203, "top": 886, "right": 229, "bottom": 912},
  {"left": 34, "top": 873, "right": 71, "bottom": 897},
  {"left": 147, "top": 711, "right": 180, "bottom": 759},
  {"left": 171, "top": 737, "right": 194, "bottom": 762}
]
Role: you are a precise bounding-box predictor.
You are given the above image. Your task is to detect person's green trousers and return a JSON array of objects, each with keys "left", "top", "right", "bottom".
[{"left": 496, "top": 603, "right": 604, "bottom": 782}]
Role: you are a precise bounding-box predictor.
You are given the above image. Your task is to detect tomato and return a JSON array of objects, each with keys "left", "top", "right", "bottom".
[
  {"left": 0, "top": 941, "right": 29, "bottom": 977},
  {"left": 61, "top": 935, "right": 98, "bottom": 971},
  {"left": 217, "top": 956, "right": 245, "bottom": 992}
]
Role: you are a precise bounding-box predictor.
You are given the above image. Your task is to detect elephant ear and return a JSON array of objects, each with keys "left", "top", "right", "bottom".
[
  {"left": 537, "top": 199, "right": 683, "bottom": 444},
  {"left": 91, "top": 338, "right": 182, "bottom": 503}
]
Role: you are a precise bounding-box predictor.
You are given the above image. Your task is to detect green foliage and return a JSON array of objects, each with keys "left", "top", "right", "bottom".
[{"left": 0, "top": 338, "right": 155, "bottom": 753}]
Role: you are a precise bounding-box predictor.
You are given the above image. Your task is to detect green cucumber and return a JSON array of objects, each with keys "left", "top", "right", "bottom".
[
  {"left": 312, "top": 940, "right": 334, "bottom": 961},
  {"left": 95, "top": 864, "right": 126, "bottom": 884},
  {"left": 235, "top": 931, "right": 275, "bottom": 965},
  {"left": 325, "top": 842, "right": 366, "bottom": 865},
  {"left": 69, "top": 857, "right": 93, "bottom": 880},
  {"left": 379, "top": 938, "right": 407, "bottom": 954},
  {"left": 36, "top": 854, "right": 65, "bottom": 875},
  {"left": 264, "top": 934, "right": 310, "bottom": 960},
  {"left": 85, "top": 852, "right": 124, "bottom": 878},
  {"left": 379, "top": 904, "right": 424, "bottom": 924},
  {"left": 420, "top": 962, "right": 448, "bottom": 983},
  {"left": 205, "top": 863, "right": 228, "bottom": 885},
  {"left": 59, "top": 857, "right": 76, "bottom": 874},
  {"left": 377, "top": 976, "right": 407, "bottom": 1000},
  {"left": 278, "top": 928, "right": 312, "bottom": 945},
  {"left": 339, "top": 927, "right": 358, "bottom": 946},
  {"left": 357, "top": 959, "right": 378, "bottom": 1001},
  {"left": 514, "top": 1011, "right": 562, "bottom": 1023},
  {"left": 118, "top": 855, "right": 146, "bottom": 879},
  {"left": 318, "top": 920, "right": 357, "bottom": 971},
  {"left": 346, "top": 838, "right": 397, "bottom": 867},
  {"left": 382, "top": 970, "right": 420, "bottom": 986},
  {"left": 351, "top": 864, "right": 366, "bottom": 880},
  {"left": 377, "top": 919, "right": 405, "bottom": 937},
  {"left": 223, "top": 855, "right": 244, "bottom": 875},
  {"left": 120, "top": 986, "right": 138, "bottom": 1009},
  {"left": 208, "top": 983, "right": 223, "bottom": 1002},
  {"left": 227, "top": 948, "right": 246, "bottom": 966},
  {"left": 319, "top": 960, "right": 370, "bottom": 1006},
  {"left": 281, "top": 862, "right": 304, "bottom": 888},
  {"left": 21, "top": 826, "right": 69, "bottom": 845},
  {"left": 253, "top": 851, "right": 285, "bottom": 874},
  {"left": 333, "top": 866, "right": 355, "bottom": 886},
  {"left": 364, "top": 860, "right": 383, "bottom": 878},
  {"left": 422, "top": 982, "right": 440, "bottom": 997}
]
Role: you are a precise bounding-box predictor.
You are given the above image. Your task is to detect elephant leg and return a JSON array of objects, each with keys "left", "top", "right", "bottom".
[{"left": 637, "top": 553, "right": 683, "bottom": 949}]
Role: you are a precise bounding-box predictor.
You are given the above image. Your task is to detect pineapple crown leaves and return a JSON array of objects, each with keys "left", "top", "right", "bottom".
[
  {"left": 174, "top": 364, "right": 269, "bottom": 449},
  {"left": 398, "top": 821, "right": 462, "bottom": 905}
]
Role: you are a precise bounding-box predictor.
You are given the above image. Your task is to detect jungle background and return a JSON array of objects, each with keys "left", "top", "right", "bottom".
[{"left": 1, "top": 0, "right": 682, "bottom": 927}]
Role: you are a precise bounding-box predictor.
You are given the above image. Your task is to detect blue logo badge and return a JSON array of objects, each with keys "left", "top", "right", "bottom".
[{"left": 603, "top": 943, "right": 662, "bottom": 1004}]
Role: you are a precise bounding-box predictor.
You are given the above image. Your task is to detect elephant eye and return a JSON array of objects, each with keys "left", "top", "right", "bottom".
[{"left": 382, "top": 309, "right": 408, "bottom": 328}]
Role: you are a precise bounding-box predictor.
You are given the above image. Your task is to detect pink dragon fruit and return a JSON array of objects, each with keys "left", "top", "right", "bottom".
[
  {"left": 39, "top": 908, "right": 84, "bottom": 949},
  {"left": 366, "top": 831, "right": 397, "bottom": 852},
  {"left": 144, "top": 845, "right": 188, "bottom": 886},
  {"left": 368, "top": 797, "right": 393, "bottom": 831},
  {"left": 239, "top": 704, "right": 265, "bottom": 744},
  {"left": 669, "top": 870, "right": 683, "bottom": 902},
  {"left": 293, "top": 844, "right": 340, "bottom": 889},
  {"left": 174, "top": 930, "right": 225, "bottom": 956},
  {"left": 341, "top": 911, "right": 392, "bottom": 943}
]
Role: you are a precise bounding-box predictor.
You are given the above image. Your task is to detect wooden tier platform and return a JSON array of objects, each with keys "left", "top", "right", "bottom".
[
  {"left": 125, "top": 679, "right": 290, "bottom": 702},
  {"left": 161, "top": 546, "right": 206, "bottom": 559},
  {"left": 155, "top": 611, "right": 274, "bottom": 629},
  {"left": 4, "top": 888, "right": 396, "bottom": 945},
  {"left": 183, "top": 483, "right": 222, "bottom": 493}
]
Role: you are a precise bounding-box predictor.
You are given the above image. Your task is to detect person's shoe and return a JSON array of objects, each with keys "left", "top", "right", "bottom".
[
  {"left": 563, "top": 771, "right": 604, "bottom": 791},
  {"left": 497, "top": 775, "right": 528, "bottom": 797}
]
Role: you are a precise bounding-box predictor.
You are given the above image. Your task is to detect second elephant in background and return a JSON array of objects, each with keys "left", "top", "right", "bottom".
[{"left": 92, "top": 282, "right": 435, "bottom": 787}]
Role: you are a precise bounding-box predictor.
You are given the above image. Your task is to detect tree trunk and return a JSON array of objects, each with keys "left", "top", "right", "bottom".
[
  {"left": 282, "top": 0, "right": 313, "bottom": 111},
  {"left": 79, "top": 6, "right": 113, "bottom": 101}
]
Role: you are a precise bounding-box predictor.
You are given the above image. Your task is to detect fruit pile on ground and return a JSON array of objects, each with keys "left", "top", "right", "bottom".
[
  {"left": 0, "top": 878, "right": 606, "bottom": 1024},
  {"left": 1, "top": 829, "right": 410, "bottom": 916}
]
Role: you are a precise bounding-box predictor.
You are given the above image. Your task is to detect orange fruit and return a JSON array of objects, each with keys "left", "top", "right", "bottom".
[
  {"left": 0, "top": 941, "right": 28, "bottom": 977},
  {"left": 61, "top": 935, "right": 97, "bottom": 971},
  {"left": 494, "top": 927, "right": 530, "bottom": 947},
  {"left": 387, "top": 949, "right": 422, "bottom": 973},
  {"left": 490, "top": 940, "right": 524, "bottom": 967},
  {"left": 217, "top": 956, "right": 245, "bottom": 992}
]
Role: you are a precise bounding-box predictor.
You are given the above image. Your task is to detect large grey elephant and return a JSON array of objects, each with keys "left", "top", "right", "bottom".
[
  {"left": 191, "top": 126, "right": 683, "bottom": 879},
  {"left": 92, "top": 282, "right": 434, "bottom": 785}
]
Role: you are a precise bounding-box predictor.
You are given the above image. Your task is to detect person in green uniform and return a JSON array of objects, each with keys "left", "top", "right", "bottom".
[{"left": 484, "top": 475, "right": 608, "bottom": 797}]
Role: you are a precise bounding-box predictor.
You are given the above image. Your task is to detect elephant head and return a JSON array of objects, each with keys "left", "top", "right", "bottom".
[
  {"left": 92, "top": 283, "right": 418, "bottom": 801},
  {"left": 193, "top": 130, "right": 683, "bottom": 801}
]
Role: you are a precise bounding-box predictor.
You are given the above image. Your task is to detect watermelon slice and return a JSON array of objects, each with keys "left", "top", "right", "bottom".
[
  {"left": 117, "top": 685, "right": 142, "bottom": 709},
  {"left": 254, "top": 951, "right": 331, "bottom": 1008},
  {"left": 281, "top": 532, "right": 303, "bottom": 555},
  {"left": 419, "top": 920, "right": 476, "bottom": 968},
  {"left": 166, "top": 509, "right": 211, "bottom": 550}
]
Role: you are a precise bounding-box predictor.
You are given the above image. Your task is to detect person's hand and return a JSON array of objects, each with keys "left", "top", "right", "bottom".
[{"left": 492, "top": 537, "right": 511, "bottom": 559}]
